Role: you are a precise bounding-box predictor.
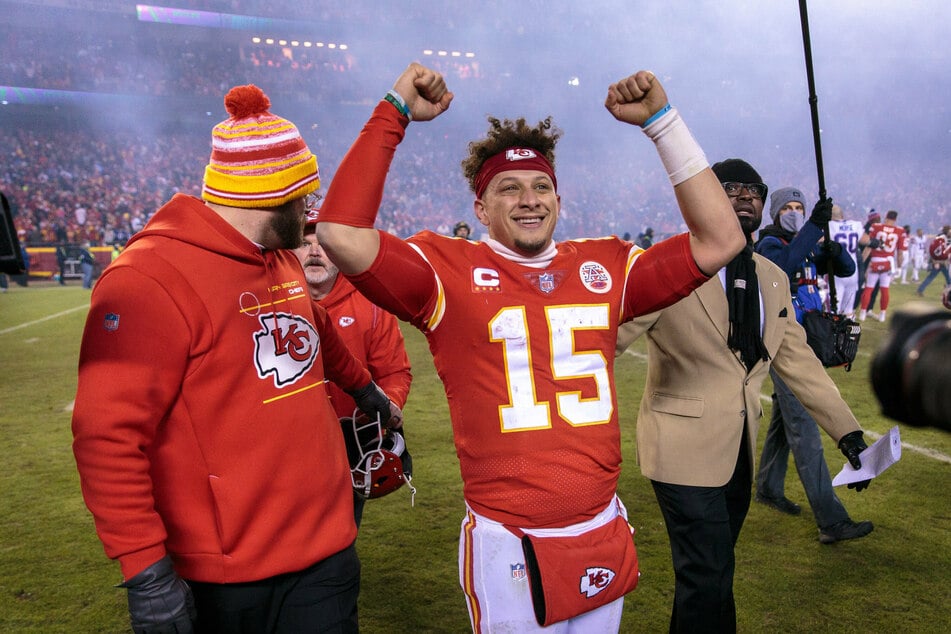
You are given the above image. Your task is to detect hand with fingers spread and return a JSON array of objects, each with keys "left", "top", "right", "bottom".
[
  {"left": 391, "top": 62, "right": 454, "bottom": 122},
  {"left": 604, "top": 70, "right": 669, "bottom": 127}
]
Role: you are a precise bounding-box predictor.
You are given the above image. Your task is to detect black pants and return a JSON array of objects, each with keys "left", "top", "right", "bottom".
[
  {"left": 651, "top": 430, "right": 752, "bottom": 634},
  {"left": 188, "top": 543, "right": 360, "bottom": 633}
]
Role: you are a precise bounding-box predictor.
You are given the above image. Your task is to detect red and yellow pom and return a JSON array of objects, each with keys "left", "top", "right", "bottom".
[{"left": 223, "top": 84, "right": 271, "bottom": 120}]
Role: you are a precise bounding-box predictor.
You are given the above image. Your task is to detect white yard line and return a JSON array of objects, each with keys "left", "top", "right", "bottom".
[
  {"left": 864, "top": 429, "right": 951, "bottom": 464},
  {"left": 0, "top": 304, "right": 88, "bottom": 335},
  {"left": 621, "top": 349, "right": 951, "bottom": 464},
  {"left": 755, "top": 395, "right": 951, "bottom": 464}
]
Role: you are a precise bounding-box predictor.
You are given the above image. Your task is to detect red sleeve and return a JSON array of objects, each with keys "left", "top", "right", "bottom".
[
  {"left": 346, "top": 230, "right": 439, "bottom": 326},
  {"left": 313, "top": 302, "right": 373, "bottom": 392},
  {"left": 623, "top": 233, "right": 709, "bottom": 318},
  {"left": 365, "top": 307, "right": 413, "bottom": 408},
  {"left": 72, "top": 267, "right": 192, "bottom": 578},
  {"left": 318, "top": 101, "right": 407, "bottom": 228}
]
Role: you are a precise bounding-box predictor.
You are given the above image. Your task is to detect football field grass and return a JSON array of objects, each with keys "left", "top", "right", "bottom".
[{"left": 1, "top": 280, "right": 949, "bottom": 633}]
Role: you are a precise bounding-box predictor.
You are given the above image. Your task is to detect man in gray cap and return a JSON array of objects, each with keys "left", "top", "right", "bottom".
[
  {"left": 616, "top": 159, "right": 871, "bottom": 633},
  {"left": 754, "top": 185, "right": 872, "bottom": 544}
]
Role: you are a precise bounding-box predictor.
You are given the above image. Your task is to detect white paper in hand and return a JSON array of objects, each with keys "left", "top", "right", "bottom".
[{"left": 832, "top": 426, "right": 902, "bottom": 487}]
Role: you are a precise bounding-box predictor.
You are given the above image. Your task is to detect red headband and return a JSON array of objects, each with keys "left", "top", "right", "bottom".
[{"left": 474, "top": 148, "right": 557, "bottom": 199}]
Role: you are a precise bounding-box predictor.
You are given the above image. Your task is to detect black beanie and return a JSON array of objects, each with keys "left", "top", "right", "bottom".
[{"left": 711, "top": 158, "right": 768, "bottom": 201}]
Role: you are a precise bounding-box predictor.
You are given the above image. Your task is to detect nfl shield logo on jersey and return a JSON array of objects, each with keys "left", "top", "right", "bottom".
[
  {"left": 539, "top": 273, "right": 555, "bottom": 294},
  {"left": 511, "top": 563, "right": 526, "bottom": 581}
]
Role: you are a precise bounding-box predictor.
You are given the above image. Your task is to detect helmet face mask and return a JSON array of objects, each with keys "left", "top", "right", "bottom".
[{"left": 341, "top": 409, "right": 411, "bottom": 499}]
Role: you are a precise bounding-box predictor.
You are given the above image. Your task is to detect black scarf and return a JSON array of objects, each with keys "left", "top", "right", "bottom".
[{"left": 725, "top": 243, "right": 770, "bottom": 371}]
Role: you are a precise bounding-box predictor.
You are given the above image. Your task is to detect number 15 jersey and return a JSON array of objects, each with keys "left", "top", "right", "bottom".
[{"left": 357, "top": 229, "right": 706, "bottom": 528}]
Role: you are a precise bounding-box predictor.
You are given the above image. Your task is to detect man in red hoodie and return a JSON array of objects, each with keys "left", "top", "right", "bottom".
[{"left": 71, "top": 85, "right": 400, "bottom": 633}]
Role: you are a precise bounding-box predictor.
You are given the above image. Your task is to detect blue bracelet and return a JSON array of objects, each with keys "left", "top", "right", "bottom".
[
  {"left": 642, "top": 103, "right": 672, "bottom": 128},
  {"left": 384, "top": 89, "right": 412, "bottom": 121}
]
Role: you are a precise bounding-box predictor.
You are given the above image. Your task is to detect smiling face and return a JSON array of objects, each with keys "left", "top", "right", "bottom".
[{"left": 473, "top": 169, "right": 560, "bottom": 256}]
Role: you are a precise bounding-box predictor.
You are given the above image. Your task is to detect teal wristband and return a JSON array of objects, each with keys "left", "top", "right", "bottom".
[
  {"left": 642, "top": 103, "right": 671, "bottom": 128},
  {"left": 384, "top": 90, "right": 411, "bottom": 121}
]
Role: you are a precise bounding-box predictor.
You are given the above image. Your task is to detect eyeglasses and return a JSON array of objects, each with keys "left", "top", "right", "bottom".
[
  {"left": 721, "top": 182, "right": 766, "bottom": 199},
  {"left": 304, "top": 192, "right": 323, "bottom": 213}
]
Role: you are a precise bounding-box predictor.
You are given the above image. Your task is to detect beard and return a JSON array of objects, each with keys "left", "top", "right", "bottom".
[
  {"left": 303, "top": 261, "right": 337, "bottom": 289},
  {"left": 513, "top": 235, "right": 550, "bottom": 255},
  {"left": 739, "top": 215, "right": 762, "bottom": 237},
  {"left": 270, "top": 207, "right": 305, "bottom": 250}
]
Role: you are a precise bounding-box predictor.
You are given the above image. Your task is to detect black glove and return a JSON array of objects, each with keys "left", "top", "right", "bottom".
[
  {"left": 867, "top": 238, "right": 882, "bottom": 249},
  {"left": 120, "top": 555, "right": 196, "bottom": 634},
  {"left": 838, "top": 430, "right": 871, "bottom": 492},
  {"left": 348, "top": 381, "right": 403, "bottom": 429},
  {"left": 809, "top": 197, "right": 833, "bottom": 226},
  {"left": 823, "top": 240, "right": 844, "bottom": 259}
]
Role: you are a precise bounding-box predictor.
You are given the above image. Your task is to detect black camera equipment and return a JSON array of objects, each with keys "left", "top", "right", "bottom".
[{"left": 871, "top": 303, "right": 951, "bottom": 432}]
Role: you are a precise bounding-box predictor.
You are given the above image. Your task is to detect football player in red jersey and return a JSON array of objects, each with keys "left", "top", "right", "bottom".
[
  {"left": 858, "top": 209, "right": 906, "bottom": 321},
  {"left": 317, "top": 62, "right": 745, "bottom": 632}
]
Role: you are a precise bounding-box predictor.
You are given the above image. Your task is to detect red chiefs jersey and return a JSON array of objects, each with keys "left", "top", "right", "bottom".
[
  {"left": 360, "top": 231, "right": 704, "bottom": 528},
  {"left": 867, "top": 222, "right": 906, "bottom": 259},
  {"left": 319, "top": 99, "right": 707, "bottom": 529},
  {"left": 929, "top": 235, "right": 949, "bottom": 261}
]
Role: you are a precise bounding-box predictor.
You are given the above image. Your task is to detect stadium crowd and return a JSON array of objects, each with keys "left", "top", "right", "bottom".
[
  {"left": 2, "top": 0, "right": 948, "bottom": 250},
  {"left": 4, "top": 118, "right": 948, "bottom": 253}
]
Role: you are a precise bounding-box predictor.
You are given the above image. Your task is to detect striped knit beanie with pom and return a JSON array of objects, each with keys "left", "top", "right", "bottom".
[{"left": 202, "top": 84, "right": 320, "bottom": 208}]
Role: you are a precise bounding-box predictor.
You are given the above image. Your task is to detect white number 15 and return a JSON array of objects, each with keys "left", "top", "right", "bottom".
[{"left": 488, "top": 304, "right": 613, "bottom": 432}]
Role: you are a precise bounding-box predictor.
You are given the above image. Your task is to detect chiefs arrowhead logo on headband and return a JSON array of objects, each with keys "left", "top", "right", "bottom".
[
  {"left": 506, "top": 148, "right": 538, "bottom": 161},
  {"left": 474, "top": 147, "right": 557, "bottom": 199}
]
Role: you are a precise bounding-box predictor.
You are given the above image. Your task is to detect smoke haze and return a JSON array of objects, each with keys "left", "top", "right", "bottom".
[{"left": 1, "top": 0, "right": 948, "bottom": 239}]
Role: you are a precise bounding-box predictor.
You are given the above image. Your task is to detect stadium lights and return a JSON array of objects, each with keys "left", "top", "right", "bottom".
[
  {"left": 250, "top": 37, "right": 348, "bottom": 50},
  {"left": 421, "top": 50, "right": 476, "bottom": 59}
]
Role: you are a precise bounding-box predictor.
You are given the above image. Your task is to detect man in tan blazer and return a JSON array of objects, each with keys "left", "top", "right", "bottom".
[{"left": 616, "top": 158, "right": 870, "bottom": 633}]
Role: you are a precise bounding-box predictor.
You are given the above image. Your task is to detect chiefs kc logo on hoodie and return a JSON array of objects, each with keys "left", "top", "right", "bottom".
[{"left": 253, "top": 312, "right": 319, "bottom": 387}]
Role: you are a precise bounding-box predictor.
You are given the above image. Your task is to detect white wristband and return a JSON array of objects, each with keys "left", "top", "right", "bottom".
[{"left": 642, "top": 107, "right": 708, "bottom": 186}]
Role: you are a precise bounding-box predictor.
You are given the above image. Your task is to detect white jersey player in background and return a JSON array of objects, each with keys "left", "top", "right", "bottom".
[
  {"left": 827, "top": 205, "right": 864, "bottom": 319},
  {"left": 905, "top": 227, "right": 928, "bottom": 283}
]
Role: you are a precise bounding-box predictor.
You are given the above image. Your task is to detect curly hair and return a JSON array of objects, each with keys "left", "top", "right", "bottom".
[{"left": 461, "top": 116, "right": 563, "bottom": 195}]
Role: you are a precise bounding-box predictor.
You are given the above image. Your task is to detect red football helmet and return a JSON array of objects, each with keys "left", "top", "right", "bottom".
[{"left": 340, "top": 409, "right": 413, "bottom": 500}]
